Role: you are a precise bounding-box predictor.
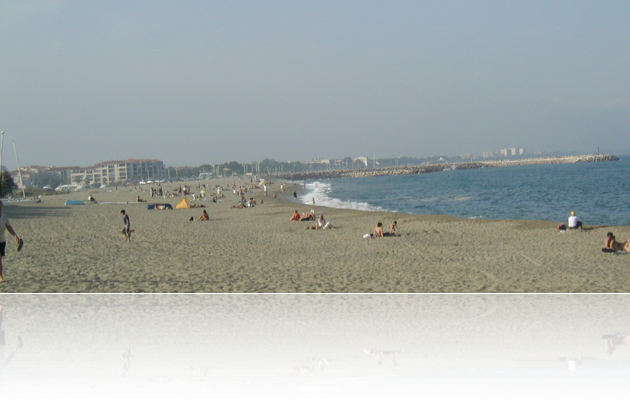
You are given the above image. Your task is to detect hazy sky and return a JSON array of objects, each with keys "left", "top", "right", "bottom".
[{"left": 1, "top": 1, "right": 629, "bottom": 169}]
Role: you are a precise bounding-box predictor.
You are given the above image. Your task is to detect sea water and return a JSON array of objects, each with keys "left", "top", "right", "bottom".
[
  {"left": 298, "top": 156, "right": 630, "bottom": 396},
  {"left": 298, "top": 155, "right": 630, "bottom": 226}
]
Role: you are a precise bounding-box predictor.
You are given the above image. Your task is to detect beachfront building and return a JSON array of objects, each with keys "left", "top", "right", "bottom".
[
  {"left": 69, "top": 159, "right": 165, "bottom": 186},
  {"left": 9, "top": 165, "right": 78, "bottom": 189}
]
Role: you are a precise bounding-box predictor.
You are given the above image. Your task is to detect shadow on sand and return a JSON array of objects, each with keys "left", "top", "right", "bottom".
[{"left": 4, "top": 204, "right": 71, "bottom": 219}]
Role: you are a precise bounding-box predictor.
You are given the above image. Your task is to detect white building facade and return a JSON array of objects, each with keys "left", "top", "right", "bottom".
[{"left": 70, "top": 159, "right": 165, "bottom": 186}]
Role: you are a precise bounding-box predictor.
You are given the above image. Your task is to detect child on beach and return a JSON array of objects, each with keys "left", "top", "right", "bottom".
[
  {"left": 390, "top": 221, "right": 398, "bottom": 235},
  {"left": 120, "top": 210, "right": 132, "bottom": 242}
]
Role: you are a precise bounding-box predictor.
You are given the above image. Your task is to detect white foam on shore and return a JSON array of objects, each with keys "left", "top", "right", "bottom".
[
  {"left": 300, "top": 376, "right": 385, "bottom": 398},
  {"left": 299, "top": 181, "right": 387, "bottom": 212}
]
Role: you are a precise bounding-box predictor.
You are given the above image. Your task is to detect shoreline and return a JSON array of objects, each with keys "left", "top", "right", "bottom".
[{"left": 0, "top": 179, "right": 630, "bottom": 385}]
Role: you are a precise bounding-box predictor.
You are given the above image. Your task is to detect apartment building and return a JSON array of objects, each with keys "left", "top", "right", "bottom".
[{"left": 70, "top": 159, "right": 165, "bottom": 186}]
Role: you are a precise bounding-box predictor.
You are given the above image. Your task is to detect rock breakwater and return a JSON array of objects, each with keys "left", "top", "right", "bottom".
[{"left": 269, "top": 154, "right": 618, "bottom": 181}]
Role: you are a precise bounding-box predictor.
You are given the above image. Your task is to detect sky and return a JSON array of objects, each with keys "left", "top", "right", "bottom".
[{"left": 1, "top": 0, "right": 629, "bottom": 169}]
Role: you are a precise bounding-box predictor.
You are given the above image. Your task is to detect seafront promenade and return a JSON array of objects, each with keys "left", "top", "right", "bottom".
[{"left": 271, "top": 154, "right": 618, "bottom": 181}]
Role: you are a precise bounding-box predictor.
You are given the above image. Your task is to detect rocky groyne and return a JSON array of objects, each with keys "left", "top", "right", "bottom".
[{"left": 268, "top": 154, "right": 619, "bottom": 181}]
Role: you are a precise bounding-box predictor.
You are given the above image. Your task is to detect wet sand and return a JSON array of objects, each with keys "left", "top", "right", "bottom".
[{"left": 1, "top": 178, "right": 628, "bottom": 292}]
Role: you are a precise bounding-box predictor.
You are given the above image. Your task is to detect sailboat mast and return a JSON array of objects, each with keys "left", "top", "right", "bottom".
[{"left": 13, "top": 141, "right": 26, "bottom": 198}]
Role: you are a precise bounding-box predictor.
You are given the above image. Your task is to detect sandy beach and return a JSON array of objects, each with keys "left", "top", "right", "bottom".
[{"left": 0, "top": 179, "right": 630, "bottom": 390}]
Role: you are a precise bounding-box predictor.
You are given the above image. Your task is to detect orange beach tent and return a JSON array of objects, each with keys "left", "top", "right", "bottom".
[{"left": 175, "top": 197, "right": 190, "bottom": 209}]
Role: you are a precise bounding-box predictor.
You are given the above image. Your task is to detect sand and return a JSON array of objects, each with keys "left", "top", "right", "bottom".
[{"left": 0, "top": 179, "right": 630, "bottom": 383}]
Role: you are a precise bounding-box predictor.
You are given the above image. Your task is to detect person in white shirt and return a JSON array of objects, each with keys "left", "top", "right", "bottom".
[{"left": 568, "top": 211, "right": 583, "bottom": 230}]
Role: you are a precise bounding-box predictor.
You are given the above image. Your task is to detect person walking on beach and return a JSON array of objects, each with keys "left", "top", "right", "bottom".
[
  {"left": 120, "top": 209, "right": 131, "bottom": 242},
  {"left": 0, "top": 201, "right": 23, "bottom": 283},
  {"left": 293, "top": 191, "right": 297, "bottom": 202},
  {"left": 0, "top": 305, "right": 24, "bottom": 386}
]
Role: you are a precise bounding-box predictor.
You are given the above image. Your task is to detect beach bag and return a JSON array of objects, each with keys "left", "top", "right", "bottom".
[{"left": 557, "top": 224, "right": 566, "bottom": 231}]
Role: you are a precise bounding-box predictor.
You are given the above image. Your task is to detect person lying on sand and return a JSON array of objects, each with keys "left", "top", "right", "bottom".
[
  {"left": 199, "top": 210, "right": 209, "bottom": 221},
  {"left": 300, "top": 211, "right": 315, "bottom": 221},
  {"left": 603, "top": 232, "right": 629, "bottom": 252},
  {"left": 363, "top": 349, "right": 400, "bottom": 366},
  {"left": 603, "top": 332, "right": 630, "bottom": 355}
]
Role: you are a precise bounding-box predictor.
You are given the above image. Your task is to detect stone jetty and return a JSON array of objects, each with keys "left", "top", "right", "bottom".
[{"left": 268, "top": 154, "right": 619, "bottom": 181}]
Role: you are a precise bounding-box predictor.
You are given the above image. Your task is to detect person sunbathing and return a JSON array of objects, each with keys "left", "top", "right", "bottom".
[
  {"left": 604, "top": 232, "right": 630, "bottom": 252},
  {"left": 199, "top": 210, "right": 209, "bottom": 221},
  {"left": 290, "top": 210, "right": 301, "bottom": 222},
  {"left": 300, "top": 211, "right": 315, "bottom": 221},
  {"left": 317, "top": 215, "right": 333, "bottom": 229}
]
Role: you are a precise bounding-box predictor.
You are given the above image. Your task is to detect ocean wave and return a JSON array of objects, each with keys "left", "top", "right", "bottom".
[{"left": 299, "top": 181, "right": 387, "bottom": 212}]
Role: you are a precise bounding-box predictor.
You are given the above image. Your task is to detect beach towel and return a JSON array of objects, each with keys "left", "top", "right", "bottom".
[
  {"left": 146, "top": 203, "right": 173, "bottom": 210},
  {"left": 602, "top": 248, "right": 627, "bottom": 254}
]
